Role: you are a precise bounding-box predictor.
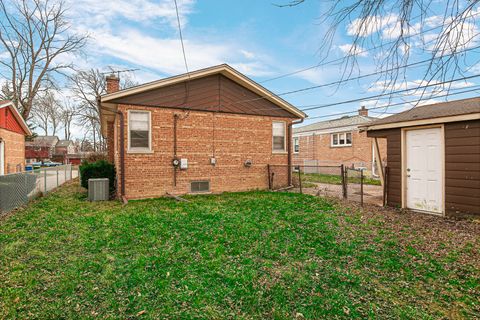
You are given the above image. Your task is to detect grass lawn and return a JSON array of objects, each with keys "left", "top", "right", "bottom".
[
  {"left": 1, "top": 182, "right": 479, "bottom": 319},
  {"left": 300, "top": 172, "right": 381, "bottom": 186}
]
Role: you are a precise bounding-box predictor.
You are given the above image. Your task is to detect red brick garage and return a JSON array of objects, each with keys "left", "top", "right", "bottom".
[{"left": 0, "top": 100, "right": 32, "bottom": 175}]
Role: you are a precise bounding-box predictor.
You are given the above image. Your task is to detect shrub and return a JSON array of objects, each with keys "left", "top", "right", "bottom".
[
  {"left": 84, "top": 152, "right": 108, "bottom": 163},
  {"left": 79, "top": 160, "right": 115, "bottom": 195}
]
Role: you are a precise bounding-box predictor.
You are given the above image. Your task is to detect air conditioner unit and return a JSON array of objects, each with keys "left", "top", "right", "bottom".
[{"left": 88, "top": 178, "right": 109, "bottom": 201}]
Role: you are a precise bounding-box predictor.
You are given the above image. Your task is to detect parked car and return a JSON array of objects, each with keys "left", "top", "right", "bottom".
[{"left": 32, "top": 160, "right": 62, "bottom": 167}]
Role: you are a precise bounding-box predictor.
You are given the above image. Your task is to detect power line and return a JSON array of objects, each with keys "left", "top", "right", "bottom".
[
  {"left": 303, "top": 85, "right": 480, "bottom": 121},
  {"left": 260, "top": 10, "right": 480, "bottom": 84},
  {"left": 299, "top": 74, "right": 480, "bottom": 112},
  {"left": 225, "top": 42, "right": 480, "bottom": 109},
  {"left": 174, "top": 0, "right": 189, "bottom": 75}
]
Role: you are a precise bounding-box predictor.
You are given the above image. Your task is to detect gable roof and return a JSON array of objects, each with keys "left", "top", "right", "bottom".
[
  {"left": 100, "top": 64, "right": 306, "bottom": 136},
  {"left": 363, "top": 97, "right": 480, "bottom": 131},
  {"left": 56, "top": 140, "right": 73, "bottom": 147},
  {"left": 0, "top": 100, "right": 32, "bottom": 136},
  {"left": 26, "top": 136, "right": 59, "bottom": 147},
  {"left": 294, "top": 115, "right": 374, "bottom": 134}
]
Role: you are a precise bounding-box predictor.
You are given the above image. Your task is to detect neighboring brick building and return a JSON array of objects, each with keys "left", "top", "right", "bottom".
[
  {"left": 293, "top": 107, "right": 386, "bottom": 175},
  {"left": 25, "top": 136, "right": 59, "bottom": 163},
  {"left": 99, "top": 64, "right": 306, "bottom": 200},
  {"left": 0, "top": 100, "right": 31, "bottom": 174}
]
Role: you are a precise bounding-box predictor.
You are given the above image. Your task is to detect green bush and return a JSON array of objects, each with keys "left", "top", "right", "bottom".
[{"left": 79, "top": 160, "right": 115, "bottom": 195}]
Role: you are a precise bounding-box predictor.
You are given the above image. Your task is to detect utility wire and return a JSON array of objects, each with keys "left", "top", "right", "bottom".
[
  {"left": 174, "top": 0, "right": 189, "bottom": 75},
  {"left": 260, "top": 10, "right": 480, "bottom": 84},
  {"left": 303, "top": 86, "right": 480, "bottom": 121},
  {"left": 226, "top": 43, "right": 480, "bottom": 109},
  {"left": 299, "top": 74, "right": 480, "bottom": 111}
]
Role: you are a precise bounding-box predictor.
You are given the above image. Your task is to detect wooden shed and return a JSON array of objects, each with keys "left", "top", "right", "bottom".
[{"left": 363, "top": 97, "right": 480, "bottom": 217}]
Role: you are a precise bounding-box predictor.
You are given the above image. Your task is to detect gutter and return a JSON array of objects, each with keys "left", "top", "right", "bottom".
[{"left": 98, "top": 100, "right": 126, "bottom": 202}]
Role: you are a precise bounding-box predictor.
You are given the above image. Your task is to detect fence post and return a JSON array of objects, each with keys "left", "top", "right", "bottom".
[
  {"left": 360, "top": 169, "right": 364, "bottom": 207},
  {"left": 383, "top": 166, "right": 389, "bottom": 207},
  {"left": 56, "top": 166, "right": 59, "bottom": 187},
  {"left": 344, "top": 167, "right": 348, "bottom": 199},
  {"left": 44, "top": 168, "right": 47, "bottom": 194},
  {"left": 340, "top": 164, "right": 346, "bottom": 199},
  {"left": 267, "top": 164, "right": 271, "bottom": 190},
  {"left": 64, "top": 165, "right": 67, "bottom": 182},
  {"left": 298, "top": 168, "right": 302, "bottom": 194}
]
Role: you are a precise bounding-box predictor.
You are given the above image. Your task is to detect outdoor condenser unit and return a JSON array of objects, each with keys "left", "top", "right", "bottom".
[{"left": 88, "top": 178, "right": 109, "bottom": 201}]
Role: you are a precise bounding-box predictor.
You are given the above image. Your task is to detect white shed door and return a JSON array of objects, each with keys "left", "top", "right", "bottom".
[{"left": 406, "top": 128, "right": 443, "bottom": 214}]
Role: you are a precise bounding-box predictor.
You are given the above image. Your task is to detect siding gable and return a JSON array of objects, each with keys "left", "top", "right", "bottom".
[{"left": 109, "top": 74, "right": 296, "bottom": 118}]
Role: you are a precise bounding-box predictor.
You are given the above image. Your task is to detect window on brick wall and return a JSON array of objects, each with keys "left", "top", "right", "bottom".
[
  {"left": 293, "top": 137, "right": 299, "bottom": 153},
  {"left": 331, "top": 132, "right": 352, "bottom": 147},
  {"left": 272, "top": 121, "right": 286, "bottom": 152},
  {"left": 128, "top": 110, "right": 151, "bottom": 152}
]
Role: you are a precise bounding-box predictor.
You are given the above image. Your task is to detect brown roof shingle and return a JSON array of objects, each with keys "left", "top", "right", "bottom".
[{"left": 366, "top": 97, "right": 480, "bottom": 128}]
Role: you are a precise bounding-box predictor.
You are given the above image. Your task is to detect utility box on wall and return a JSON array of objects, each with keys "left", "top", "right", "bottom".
[
  {"left": 88, "top": 178, "right": 109, "bottom": 201},
  {"left": 180, "top": 158, "right": 188, "bottom": 170}
]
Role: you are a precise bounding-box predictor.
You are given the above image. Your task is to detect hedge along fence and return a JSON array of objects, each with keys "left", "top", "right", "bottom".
[{"left": 79, "top": 160, "right": 116, "bottom": 197}]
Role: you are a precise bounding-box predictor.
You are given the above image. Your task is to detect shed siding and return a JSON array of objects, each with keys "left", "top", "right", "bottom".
[
  {"left": 444, "top": 120, "right": 480, "bottom": 216},
  {"left": 367, "top": 128, "right": 402, "bottom": 207}
]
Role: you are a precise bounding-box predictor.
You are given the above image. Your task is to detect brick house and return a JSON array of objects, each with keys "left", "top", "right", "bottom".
[
  {"left": 99, "top": 64, "right": 306, "bottom": 200},
  {"left": 53, "top": 140, "right": 77, "bottom": 164},
  {"left": 25, "top": 136, "right": 59, "bottom": 164},
  {"left": 293, "top": 107, "right": 386, "bottom": 175},
  {"left": 0, "top": 100, "right": 31, "bottom": 174}
]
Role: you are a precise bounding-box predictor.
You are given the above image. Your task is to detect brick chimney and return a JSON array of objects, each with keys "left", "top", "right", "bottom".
[
  {"left": 106, "top": 74, "right": 120, "bottom": 94},
  {"left": 358, "top": 106, "right": 368, "bottom": 117}
]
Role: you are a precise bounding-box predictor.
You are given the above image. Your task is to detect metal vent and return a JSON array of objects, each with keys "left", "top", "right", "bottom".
[
  {"left": 88, "top": 178, "right": 109, "bottom": 201},
  {"left": 190, "top": 181, "right": 209, "bottom": 193}
]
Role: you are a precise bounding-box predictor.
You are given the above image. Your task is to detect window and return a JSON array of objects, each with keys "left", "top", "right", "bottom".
[
  {"left": 331, "top": 132, "right": 352, "bottom": 147},
  {"left": 128, "top": 111, "right": 151, "bottom": 151},
  {"left": 191, "top": 181, "right": 210, "bottom": 193},
  {"left": 272, "top": 121, "right": 286, "bottom": 152},
  {"left": 293, "top": 137, "right": 299, "bottom": 153}
]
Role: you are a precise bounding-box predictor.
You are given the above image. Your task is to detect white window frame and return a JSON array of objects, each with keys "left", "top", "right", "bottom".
[
  {"left": 272, "top": 121, "right": 287, "bottom": 153},
  {"left": 331, "top": 132, "right": 352, "bottom": 147},
  {"left": 293, "top": 137, "right": 299, "bottom": 154},
  {"left": 127, "top": 110, "right": 152, "bottom": 153}
]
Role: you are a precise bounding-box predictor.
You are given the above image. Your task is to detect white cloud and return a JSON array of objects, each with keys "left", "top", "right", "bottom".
[
  {"left": 347, "top": 14, "right": 398, "bottom": 37},
  {"left": 338, "top": 44, "right": 368, "bottom": 57}
]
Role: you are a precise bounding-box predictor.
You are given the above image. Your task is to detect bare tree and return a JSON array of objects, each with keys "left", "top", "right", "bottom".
[
  {"left": 70, "top": 68, "right": 138, "bottom": 151},
  {"left": 31, "top": 91, "right": 61, "bottom": 135},
  {"left": 60, "top": 101, "right": 76, "bottom": 140},
  {"left": 278, "top": 0, "right": 480, "bottom": 101},
  {"left": 0, "top": 0, "right": 87, "bottom": 120}
]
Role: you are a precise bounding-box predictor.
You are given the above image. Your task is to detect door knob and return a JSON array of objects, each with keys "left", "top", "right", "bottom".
[{"left": 407, "top": 174, "right": 411, "bottom": 177}]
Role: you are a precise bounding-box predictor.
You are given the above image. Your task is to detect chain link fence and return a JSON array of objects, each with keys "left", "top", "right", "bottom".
[
  {"left": 0, "top": 165, "right": 79, "bottom": 215},
  {"left": 267, "top": 164, "right": 383, "bottom": 206}
]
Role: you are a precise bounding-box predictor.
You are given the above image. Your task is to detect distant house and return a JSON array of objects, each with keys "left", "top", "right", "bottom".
[
  {"left": 0, "top": 100, "right": 32, "bottom": 174},
  {"left": 25, "top": 136, "right": 59, "bottom": 164},
  {"left": 53, "top": 140, "right": 78, "bottom": 163},
  {"left": 293, "top": 107, "right": 386, "bottom": 175},
  {"left": 363, "top": 97, "right": 480, "bottom": 217},
  {"left": 99, "top": 64, "right": 306, "bottom": 200}
]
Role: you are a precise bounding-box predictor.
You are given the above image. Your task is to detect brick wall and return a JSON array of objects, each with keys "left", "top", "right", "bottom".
[
  {"left": 0, "top": 128, "right": 25, "bottom": 173},
  {"left": 112, "top": 105, "right": 292, "bottom": 199},
  {"left": 293, "top": 130, "right": 387, "bottom": 169}
]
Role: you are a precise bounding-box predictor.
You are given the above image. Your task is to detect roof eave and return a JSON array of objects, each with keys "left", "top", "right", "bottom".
[
  {"left": 0, "top": 101, "right": 32, "bottom": 136},
  {"left": 364, "top": 112, "right": 480, "bottom": 131}
]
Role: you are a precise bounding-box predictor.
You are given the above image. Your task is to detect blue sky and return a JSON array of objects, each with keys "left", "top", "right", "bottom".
[{"left": 5, "top": 0, "right": 480, "bottom": 133}]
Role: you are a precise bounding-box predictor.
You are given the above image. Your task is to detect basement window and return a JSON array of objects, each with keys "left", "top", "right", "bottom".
[
  {"left": 331, "top": 132, "right": 352, "bottom": 147},
  {"left": 191, "top": 181, "right": 210, "bottom": 193}
]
